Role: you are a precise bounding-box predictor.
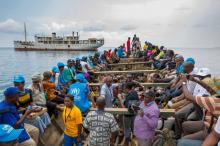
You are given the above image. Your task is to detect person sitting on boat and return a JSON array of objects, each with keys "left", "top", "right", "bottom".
[
  {"left": 68, "top": 73, "right": 96, "bottom": 115},
  {"left": 29, "top": 73, "right": 59, "bottom": 118},
  {"left": 50, "top": 66, "right": 59, "bottom": 84},
  {"left": 63, "top": 59, "right": 75, "bottom": 85},
  {"left": 110, "top": 48, "right": 120, "bottom": 63},
  {"left": 83, "top": 96, "right": 119, "bottom": 146},
  {"left": 42, "top": 71, "right": 65, "bottom": 105},
  {"left": 80, "top": 56, "right": 95, "bottom": 81},
  {"left": 100, "top": 76, "right": 114, "bottom": 108},
  {"left": 13, "top": 75, "right": 50, "bottom": 135},
  {"left": 75, "top": 58, "right": 83, "bottom": 73},
  {"left": 63, "top": 94, "right": 83, "bottom": 146},
  {"left": 177, "top": 75, "right": 220, "bottom": 146},
  {"left": 134, "top": 90, "right": 160, "bottom": 146},
  {"left": 0, "top": 87, "right": 39, "bottom": 146},
  {"left": 57, "top": 62, "right": 68, "bottom": 93}
]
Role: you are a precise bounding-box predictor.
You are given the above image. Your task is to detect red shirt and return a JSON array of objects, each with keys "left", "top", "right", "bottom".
[{"left": 127, "top": 40, "right": 130, "bottom": 50}]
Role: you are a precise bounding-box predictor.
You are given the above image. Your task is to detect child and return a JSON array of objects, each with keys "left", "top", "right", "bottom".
[{"left": 63, "top": 95, "right": 82, "bottom": 146}]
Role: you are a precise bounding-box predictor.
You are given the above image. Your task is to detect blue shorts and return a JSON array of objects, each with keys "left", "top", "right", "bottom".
[{"left": 64, "top": 134, "right": 82, "bottom": 146}]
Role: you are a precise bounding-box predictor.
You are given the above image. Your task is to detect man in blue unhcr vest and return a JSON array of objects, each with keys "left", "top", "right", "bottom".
[{"left": 68, "top": 73, "right": 96, "bottom": 115}]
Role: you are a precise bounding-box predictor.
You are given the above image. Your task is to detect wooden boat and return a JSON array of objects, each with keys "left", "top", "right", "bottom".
[{"left": 34, "top": 57, "right": 174, "bottom": 146}]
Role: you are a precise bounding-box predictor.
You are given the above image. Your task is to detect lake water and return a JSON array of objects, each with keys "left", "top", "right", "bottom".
[{"left": 0, "top": 47, "right": 219, "bottom": 100}]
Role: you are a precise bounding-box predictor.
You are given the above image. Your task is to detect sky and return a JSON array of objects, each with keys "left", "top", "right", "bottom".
[{"left": 0, "top": 0, "right": 220, "bottom": 48}]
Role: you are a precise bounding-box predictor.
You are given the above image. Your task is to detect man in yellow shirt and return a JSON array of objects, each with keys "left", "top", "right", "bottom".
[{"left": 63, "top": 94, "right": 82, "bottom": 146}]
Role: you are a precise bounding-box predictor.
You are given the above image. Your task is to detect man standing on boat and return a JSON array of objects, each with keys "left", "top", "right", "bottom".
[
  {"left": 134, "top": 90, "right": 160, "bottom": 146},
  {"left": 126, "top": 37, "right": 131, "bottom": 57},
  {"left": 68, "top": 74, "right": 96, "bottom": 115},
  {"left": 123, "top": 82, "right": 139, "bottom": 146},
  {"left": 83, "top": 96, "right": 119, "bottom": 146},
  {"left": 100, "top": 76, "right": 114, "bottom": 108}
]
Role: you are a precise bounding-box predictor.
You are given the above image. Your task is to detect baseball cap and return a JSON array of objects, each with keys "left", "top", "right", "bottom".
[
  {"left": 144, "top": 90, "right": 155, "bottom": 98},
  {"left": 32, "top": 73, "right": 43, "bottom": 82},
  {"left": 52, "top": 66, "right": 59, "bottom": 73},
  {"left": 76, "top": 73, "right": 87, "bottom": 83},
  {"left": 57, "top": 62, "right": 65, "bottom": 68},
  {"left": 186, "top": 57, "right": 195, "bottom": 65},
  {"left": 197, "top": 68, "right": 210, "bottom": 76},
  {"left": 14, "top": 75, "right": 25, "bottom": 83},
  {"left": 0, "top": 124, "right": 23, "bottom": 142},
  {"left": 203, "top": 77, "right": 220, "bottom": 96},
  {"left": 4, "top": 87, "right": 20, "bottom": 97}
]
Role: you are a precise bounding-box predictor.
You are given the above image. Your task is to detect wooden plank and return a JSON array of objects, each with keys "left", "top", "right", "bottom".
[
  {"left": 94, "top": 70, "right": 158, "bottom": 74},
  {"left": 89, "top": 83, "right": 170, "bottom": 87},
  {"left": 89, "top": 108, "right": 175, "bottom": 117},
  {"left": 107, "top": 61, "right": 152, "bottom": 66},
  {"left": 29, "top": 108, "right": 47, "bottom": 119}
]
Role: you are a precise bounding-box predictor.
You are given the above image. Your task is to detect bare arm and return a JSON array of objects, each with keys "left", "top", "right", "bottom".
[
  {"left": 202, "top": 130, "right": 220, "bottom": 146},
  {"left": 14, "top": 109, "right": 33, "bottom": 128}
]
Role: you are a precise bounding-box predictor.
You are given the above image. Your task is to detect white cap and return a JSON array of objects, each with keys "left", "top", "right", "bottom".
[{"left": 197, "top": 68, "right": 210, "bottom": 76}]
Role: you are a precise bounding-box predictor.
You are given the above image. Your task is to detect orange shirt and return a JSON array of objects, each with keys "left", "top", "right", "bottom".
[{"left": 42, "top": 80, "right": 56, "bottom": 101}]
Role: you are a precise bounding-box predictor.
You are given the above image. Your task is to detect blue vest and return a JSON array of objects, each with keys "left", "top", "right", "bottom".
[
  {"left": 0, "top": 101, "right": 30, "bottom": 143},
  {"left": 68, "top": 82, "right": 90, "bottom": 113}
]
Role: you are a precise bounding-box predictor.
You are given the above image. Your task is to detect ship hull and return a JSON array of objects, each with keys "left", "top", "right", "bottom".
[
  {"left": 15, "top": 47, "right": 98, "bottom": 51},
  {"left": 14, "top": 41, "right": 104, "bottom": 51}
]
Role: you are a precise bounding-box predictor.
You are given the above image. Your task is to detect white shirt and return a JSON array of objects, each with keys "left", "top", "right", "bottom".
[
  {"left": 80, "top": 61, "right": 88, "bottom": 73},
  {"left": 214, "top": 116, "right": 220, "bottom": 146},
  {"left": 193, "top": 84, "right": 210, "bottom": 96}
]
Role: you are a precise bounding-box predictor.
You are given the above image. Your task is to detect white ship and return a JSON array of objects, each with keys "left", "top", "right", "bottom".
[{"left": 14, "top": 23, "right": 104, "bottom": 51}]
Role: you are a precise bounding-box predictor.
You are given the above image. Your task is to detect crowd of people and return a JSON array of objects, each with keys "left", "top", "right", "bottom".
[{"left": 0, "top": 34, "right": 220, "bottom": 146}]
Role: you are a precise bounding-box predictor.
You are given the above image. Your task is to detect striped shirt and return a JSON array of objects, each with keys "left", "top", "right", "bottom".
[
  {"left": 195, "top": 96, "right": 220, "bottom": 123},
  {"left": 83, "top": 111, "right": 119, "bottom": 146}
]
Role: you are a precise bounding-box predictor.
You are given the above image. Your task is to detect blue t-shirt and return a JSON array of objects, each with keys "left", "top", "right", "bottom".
[
  {"left": 68, "top": 82, "right": 91, "bottom": 113},
  {"left": 0, "top": 101, "right": 30, "bottom": 143},
  {"left": 117, "top": 47, "right": 123, "bottom": 58},
  {"left": 57, "top": 71, "right": 67, "bottom": 90}
]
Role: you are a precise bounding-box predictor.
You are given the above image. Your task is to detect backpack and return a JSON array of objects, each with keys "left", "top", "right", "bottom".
[{"left": 152, "top": 128, "right": 176, "bottom": 146}]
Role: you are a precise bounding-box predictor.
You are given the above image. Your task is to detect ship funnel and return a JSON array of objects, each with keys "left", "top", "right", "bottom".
[
  {"left": 72, "top": 31, "right": 75, "bottom": 37},
  {"left": 77, "top": 32, "right": 79, "bottom": 37},
  {"left": 52, "top": 32, "right": 56, "bottom": 38}
]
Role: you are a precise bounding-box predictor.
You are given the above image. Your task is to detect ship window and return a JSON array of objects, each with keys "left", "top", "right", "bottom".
[{"left": 68, "top": 45, "right": 70, "bottom": 48}]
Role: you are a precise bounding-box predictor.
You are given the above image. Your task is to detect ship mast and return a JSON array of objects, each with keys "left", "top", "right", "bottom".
[{"left": 24, "top": 22, "right": 27, "bottom": 42}]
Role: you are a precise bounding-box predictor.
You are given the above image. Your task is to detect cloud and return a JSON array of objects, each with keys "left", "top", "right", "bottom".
[
  {"left": 83, "top": 21, "right": 105, "bottom": 32},
  {"left": 0, "top": 19, "right": 23, "bottom": 34},
  {"left": 175, "top": 7, "right": 191, "bottom": 11},
  {"left": 120, "top": 24, "right": 137, "bottom": 31}
]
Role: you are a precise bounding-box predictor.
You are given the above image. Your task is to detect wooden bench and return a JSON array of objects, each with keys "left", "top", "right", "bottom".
[
  {"left": 94, "top": 70, "right": 159, "bottom": 74},
  {"left": 89, "top": 82, "right": 170, "bottom": 88},
  {"left": 90, "top": 108, "right": 175, "bottom": 118}
]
